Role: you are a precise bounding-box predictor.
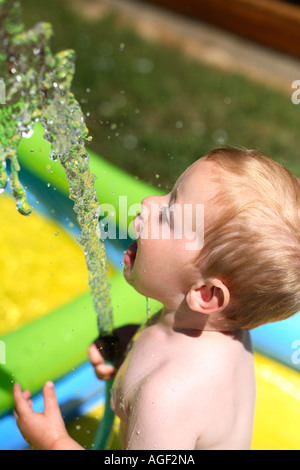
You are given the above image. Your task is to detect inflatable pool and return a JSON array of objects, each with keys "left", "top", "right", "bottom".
[{"left": 0, "top": 124, "right": 299, "bottom": 450}]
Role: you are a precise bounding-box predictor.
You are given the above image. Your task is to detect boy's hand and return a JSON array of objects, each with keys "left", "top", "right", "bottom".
[
  {"left": 88, "top": 325, "right": 140, "bottom": 381},
  {"left": 88, "top": 342, "right": 117, "bottom": 381},
  {"left": 13, "top": 381, "right": 81, "bottom": 450}
]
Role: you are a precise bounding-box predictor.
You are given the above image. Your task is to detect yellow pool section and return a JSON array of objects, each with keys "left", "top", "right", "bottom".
[
  {"left": 1, "top": 193, "right": 299, "bottom": 450},
  {"left": 0, "top": 193, "right": 91, "bottom": 335},
  {"left": 252, "top": 353, "right": 300, "bottom": 450}
]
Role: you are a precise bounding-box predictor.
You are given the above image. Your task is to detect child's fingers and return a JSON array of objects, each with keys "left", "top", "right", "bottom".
[
  {"left": 22, "top": 390, "right": 33, "bottom": 409},
  {"left": 23, "top": 390, "right": 31, "bottom": 401},
  {"left": 43, "top": 382, "right": 60, "bottom": 415},
  {"left": 13, "top": 383, "right": 32, "bottom": 419},
  {"left": 94, "top": 363, "right": 116, "bottom": 380},
  {"left": 13, "top": 407, "right": 19, "bottom": 421},
  {"left": 88, "top": 343, "right": 116, "bottom": 380},
  {"left": 88, "top": 342, "right": 105, "bottom": 366}
]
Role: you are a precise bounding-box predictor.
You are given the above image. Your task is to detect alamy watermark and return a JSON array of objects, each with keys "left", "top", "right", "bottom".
[
  {"left": 291, "top": 340, "right": 300, "bottom": 366},
  {"left": 291, "top": 80, "right": 300, "bottom": 104},
  {"left": 0, "top": 78, "right": 6, "bottom": 104},
  {"left": 98, "top": 197, "right": 205, "bottom": 251},
  {"left": 0, "top": 340, "right": 6, "bottom": 365}
]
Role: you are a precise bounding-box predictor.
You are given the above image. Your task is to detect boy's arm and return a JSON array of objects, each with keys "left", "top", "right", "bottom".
[{"left": 13, "top": 382, "right": 84, "bottom": 450}]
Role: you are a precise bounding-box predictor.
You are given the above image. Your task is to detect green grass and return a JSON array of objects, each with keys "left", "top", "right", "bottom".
[{"left": 16, "top": 0, "right": 300, "bottom": 191}]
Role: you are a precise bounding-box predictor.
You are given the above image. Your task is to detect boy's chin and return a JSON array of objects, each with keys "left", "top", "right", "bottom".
[
  {"left": 123, "top": 263, "right": 134, "bottom": 281},
  {"left": 123, "top": 265, "right": 148, "bottom": 297},
  {"left": 123, "top": 259, "right": 138, "bottom": 287}
]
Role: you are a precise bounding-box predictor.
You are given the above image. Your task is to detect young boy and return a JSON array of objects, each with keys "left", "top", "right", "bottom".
[{"left": 13, "top": 148, "right": 300, "bottom": 450}]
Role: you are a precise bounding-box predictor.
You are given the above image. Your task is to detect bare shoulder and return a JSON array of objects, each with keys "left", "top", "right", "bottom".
[{"left": 126, "top": 361, "right": 203, "bottom": 449}]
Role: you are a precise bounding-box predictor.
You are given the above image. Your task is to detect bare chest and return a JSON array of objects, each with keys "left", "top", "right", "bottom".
[{"left": 110, "top": 324, "right": 169, "bottom": 421}]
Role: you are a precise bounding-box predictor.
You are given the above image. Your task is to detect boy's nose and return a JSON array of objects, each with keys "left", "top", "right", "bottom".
[
  {"left": 140, "top": 196, "right": 153, "bottom": 223},
  {"left": 141, "top": 195, "right": 166, "bottom": 208},
  {"left": 141, "top": 195, "right": 164, "bottom": 219},
  {"left": 141, "top": 195, "right": 156, "bottom": 208}
]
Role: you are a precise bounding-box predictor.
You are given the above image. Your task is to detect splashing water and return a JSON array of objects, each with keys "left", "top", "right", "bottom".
[
  {"left": 146, "top": 297, "right": 150, "bottom": 321},
  {"left": 0, "top": 0, "right": 113, "bottom": 335}
]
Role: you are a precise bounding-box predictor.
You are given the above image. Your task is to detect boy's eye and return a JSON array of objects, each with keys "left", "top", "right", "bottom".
[{"left": 159, "top": 204, "right": 170, "bottom": 224}]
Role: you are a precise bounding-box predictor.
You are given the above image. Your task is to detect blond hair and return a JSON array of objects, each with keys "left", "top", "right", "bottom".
[{"left": 197, "top": 148, "right": 300, "bottom": 330}]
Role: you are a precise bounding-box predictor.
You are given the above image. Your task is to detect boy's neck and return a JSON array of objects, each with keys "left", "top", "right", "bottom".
[{"left": 160, "top": 305, "right": 237, "bottom": 334}]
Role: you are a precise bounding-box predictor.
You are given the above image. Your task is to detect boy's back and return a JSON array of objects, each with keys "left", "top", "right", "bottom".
[{"left": 111, "top": 312, "right": 256, "bottom": 450}]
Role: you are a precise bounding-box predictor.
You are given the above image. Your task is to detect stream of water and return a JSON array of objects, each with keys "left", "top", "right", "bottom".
[{"left": 0, "top": 0, "right": 114, "bottom": 335}]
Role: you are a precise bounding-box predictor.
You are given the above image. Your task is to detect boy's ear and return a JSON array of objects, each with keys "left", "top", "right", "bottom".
[{"left": 186, "top": 279, "right": 230, "bottom": 315}]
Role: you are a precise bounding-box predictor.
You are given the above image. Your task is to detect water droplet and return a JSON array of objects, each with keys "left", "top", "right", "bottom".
[
  {"left": 213, "top": 129, "right": 228, "bottom": 144},
  {"left": 175, "top": 121, "right": 183, "bottom": 129},
  {"left": 123, "top": 134, "right": 138, "bottom": 150}
]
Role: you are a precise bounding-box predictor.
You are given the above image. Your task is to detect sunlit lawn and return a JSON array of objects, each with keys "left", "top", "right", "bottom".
[{"left": 19, "top": 0, "right": 300, "bottom": 191}]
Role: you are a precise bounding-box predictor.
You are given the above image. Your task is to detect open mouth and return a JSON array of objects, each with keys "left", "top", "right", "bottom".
[{"left": 124, "top": 240, "right": 138, "bottom": 268}]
